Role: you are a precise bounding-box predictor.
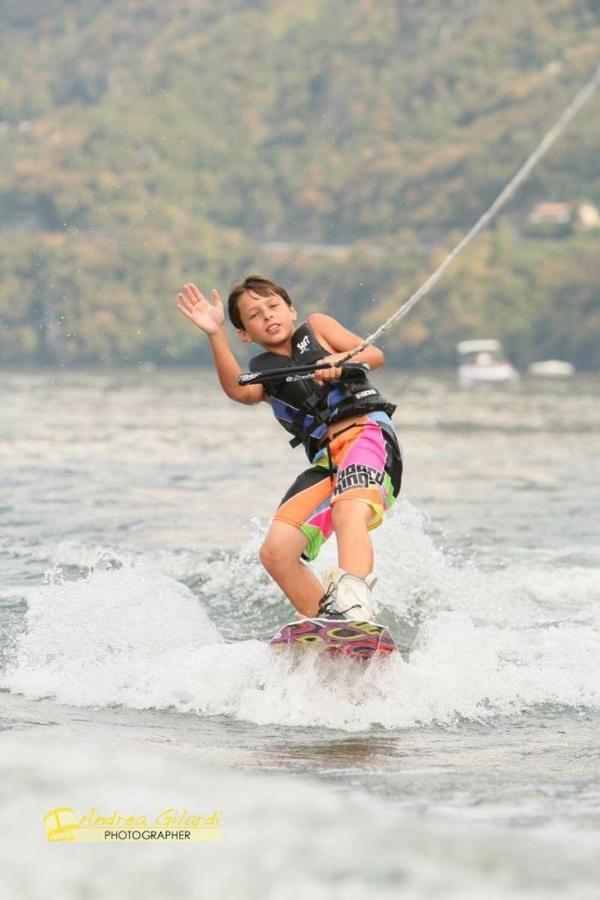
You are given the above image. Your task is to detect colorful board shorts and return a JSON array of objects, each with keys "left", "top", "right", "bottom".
[{"left": 274, "top": 412, "right": 403, "bottom": 561}]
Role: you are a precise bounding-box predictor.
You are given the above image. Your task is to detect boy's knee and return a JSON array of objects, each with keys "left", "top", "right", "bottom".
[
  {"left": 259, "top": 540, "right": 293, "bottom": 572},
  {"left": 331, "top": 497, "right": 374, "bottom": 526}
]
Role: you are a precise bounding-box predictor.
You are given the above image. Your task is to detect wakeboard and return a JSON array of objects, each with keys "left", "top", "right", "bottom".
[{"left": 270, "top": 618, "right": 397, "bottom": 660}]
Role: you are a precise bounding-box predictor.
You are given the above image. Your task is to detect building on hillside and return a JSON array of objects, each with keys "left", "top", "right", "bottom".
[
  {"left": 578, "top": 203, "right": 600, "bottom": 228},
  {"left": 527, "top": 202, "right": 600, "bottom": 236},
  {"left": 528, "top": 202, "right": 572, "bottom": 226}
]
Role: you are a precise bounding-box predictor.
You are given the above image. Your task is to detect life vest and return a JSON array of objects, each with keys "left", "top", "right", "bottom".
[{"left": 249, "top": 321, "right": 396, "bottom": 460}]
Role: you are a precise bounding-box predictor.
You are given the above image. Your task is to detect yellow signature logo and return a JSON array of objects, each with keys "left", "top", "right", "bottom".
[{"left": 44, "top": 807, "right": 221, "bottom": 842}]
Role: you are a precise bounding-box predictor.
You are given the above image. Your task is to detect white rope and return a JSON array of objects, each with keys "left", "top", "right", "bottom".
[{"left": 344, "top": 62, "right": 600, "bottom": 359}]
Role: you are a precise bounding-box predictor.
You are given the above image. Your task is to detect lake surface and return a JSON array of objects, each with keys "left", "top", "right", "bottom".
[{"left": 1, "top": 368, "right": 599, "bottom": 898}]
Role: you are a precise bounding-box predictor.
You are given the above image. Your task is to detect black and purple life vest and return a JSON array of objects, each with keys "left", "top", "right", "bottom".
[{"left": 249, "top": 321, "right": 396, "bottom": 460}]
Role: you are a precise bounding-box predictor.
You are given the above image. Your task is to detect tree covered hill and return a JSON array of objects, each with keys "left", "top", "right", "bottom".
[{"left": 0, "top": 0, "right": 598, "bottom": 367}]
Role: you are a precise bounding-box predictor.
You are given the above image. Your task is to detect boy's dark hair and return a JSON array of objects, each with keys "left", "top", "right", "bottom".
[{"left": 227, "top": 275, "right": 293, "bottom": 329}]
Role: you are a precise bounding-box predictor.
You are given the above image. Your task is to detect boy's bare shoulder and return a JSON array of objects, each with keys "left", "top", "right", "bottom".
[
  {"left": 308, "top": 310, "right": 384, "bottom": 368},
  {"left": 307, "top": 312, "right": 339, "bottom": 328},
  {"left": 307, "top": 311, "right": 357, "bottom": 345}
]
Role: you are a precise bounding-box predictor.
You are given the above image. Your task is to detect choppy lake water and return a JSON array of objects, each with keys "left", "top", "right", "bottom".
[{"left": 1, "top": 368, "right": 599, "bottom": 898}]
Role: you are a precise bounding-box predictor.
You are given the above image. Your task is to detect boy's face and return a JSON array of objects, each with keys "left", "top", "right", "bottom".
[{"left": 236, "top": 290, "right": 297, "bottom": 348}]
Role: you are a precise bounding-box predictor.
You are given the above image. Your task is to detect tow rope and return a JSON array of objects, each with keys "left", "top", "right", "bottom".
[
  {"left": 240, "top": 64, "right": 599, "bottom": 385},
  {"left": 342, "top": 63, "right": 600, "bottom": 362}
]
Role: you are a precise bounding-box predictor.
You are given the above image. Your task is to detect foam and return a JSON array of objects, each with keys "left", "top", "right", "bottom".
[{"left": 2, "top": 503, "right": 600, "bottom": 731}]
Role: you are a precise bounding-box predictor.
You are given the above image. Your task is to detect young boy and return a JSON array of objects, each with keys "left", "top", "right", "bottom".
[{"left": 177, "top": 275, "right": 402, "bottom": 621}]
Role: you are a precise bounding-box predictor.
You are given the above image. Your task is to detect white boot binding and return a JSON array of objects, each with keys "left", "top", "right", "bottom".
[
  {"left": 321, "top": 568, "right": 377, "bottom": 593},
  {"left": 317, "top": 570, "right": 376, "bottom": 622}
]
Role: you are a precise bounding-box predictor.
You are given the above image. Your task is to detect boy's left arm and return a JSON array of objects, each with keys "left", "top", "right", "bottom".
[{"left": 307, "top": 312, "right": 384, "bottom": 383}]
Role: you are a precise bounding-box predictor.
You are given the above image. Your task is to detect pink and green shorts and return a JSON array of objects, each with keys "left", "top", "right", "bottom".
[{"left": 273, "top": 413, "right": 402, "bottom": 561}]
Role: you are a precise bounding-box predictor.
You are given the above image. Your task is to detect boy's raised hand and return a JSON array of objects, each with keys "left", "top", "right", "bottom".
[{"left": 177, "top": 283, "right": 225, "bottom": 335}]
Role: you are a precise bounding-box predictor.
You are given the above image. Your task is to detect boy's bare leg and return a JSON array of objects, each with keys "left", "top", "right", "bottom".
[
  {"left": 259, "top": 520, "right": 325, "bottom": 617},
  {"left": 331, "top": 499, "right": 374, "bottom": 577}
]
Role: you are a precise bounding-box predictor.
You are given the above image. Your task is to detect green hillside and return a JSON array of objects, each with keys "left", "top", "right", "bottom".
[{"left": 0, "top": 0, "right": 598, "bottom": 367}]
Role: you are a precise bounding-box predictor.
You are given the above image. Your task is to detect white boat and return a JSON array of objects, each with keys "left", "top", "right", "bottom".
[
  {"left": 457, "top": 339, "right": 519, "bottom": 386},
  {"left": 527, "top": 359, "right": 575, "bottom": 377}
]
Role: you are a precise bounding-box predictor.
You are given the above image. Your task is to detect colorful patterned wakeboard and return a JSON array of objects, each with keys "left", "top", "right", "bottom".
[{"left": 270, "top": 618, "right": 397, "bottom": 660}]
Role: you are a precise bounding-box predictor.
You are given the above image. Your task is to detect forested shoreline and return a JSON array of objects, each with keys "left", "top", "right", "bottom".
[{"left": 0, "top": 0, "right": 598, "bottom": 367}]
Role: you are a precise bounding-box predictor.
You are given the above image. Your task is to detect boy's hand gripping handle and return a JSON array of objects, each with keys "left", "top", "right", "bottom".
[{"left": 238, "top": 361, "right": 369, "bottom": 387}]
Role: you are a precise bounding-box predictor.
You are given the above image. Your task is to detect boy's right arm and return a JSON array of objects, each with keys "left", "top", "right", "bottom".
[{"left": 177, "top": 283, "right": 264, "bottom": 405}]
